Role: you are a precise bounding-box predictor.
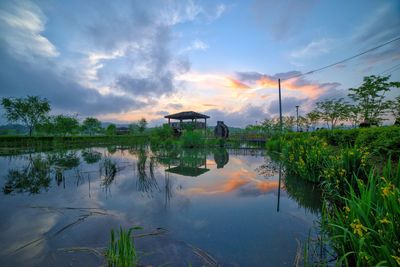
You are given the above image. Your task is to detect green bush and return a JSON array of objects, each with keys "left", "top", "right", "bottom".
[
  {"left": 280, "top": 136, "right": 331, "bottom": 183},
  {"left": 180, "top": 130, "right": 204, "bottom": 148}
]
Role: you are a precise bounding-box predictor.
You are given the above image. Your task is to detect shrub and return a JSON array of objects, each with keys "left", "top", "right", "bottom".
[
  {"left": 180, "top": 130, "right": 204, "bottom": 148},
  {"left": 280, "top": 136, "right": 331, "bottom": 183}
]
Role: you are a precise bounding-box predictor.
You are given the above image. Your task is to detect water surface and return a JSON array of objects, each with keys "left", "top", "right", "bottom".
[{"left": 0, "top": 147, "right": 321, "bottom": 266}]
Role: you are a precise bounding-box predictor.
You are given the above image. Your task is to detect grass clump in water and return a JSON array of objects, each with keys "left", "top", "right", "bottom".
[{"left": 106, "top": 226, "right": 142, "bottom": 267}]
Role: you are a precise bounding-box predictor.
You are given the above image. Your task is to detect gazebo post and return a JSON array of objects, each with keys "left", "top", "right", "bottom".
[
  {"left": 168, "top": 118, "right": 170, "bottom": 125},
  {"left": 204, "top": 118, "right": 207, "bottom": 136}
]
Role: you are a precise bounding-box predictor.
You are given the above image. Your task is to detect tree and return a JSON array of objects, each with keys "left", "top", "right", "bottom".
[
  {"left": 344, "top": 104, "right": 362, "bottom": 128},
  {"left": 82, "top": 117, "right": 101, "bottom": 136},
  {"left": 348, "top": 75, "right": 400, "bottom": 126},
  {"left": 298, "top": 116, "right": 309, "bottom": 132},
  {"left": 306, "top": 111, "right": 320, "bottom": 131},
  {"left": 388, "top": 96, "right": 400, "bottom": 125},
  {"left": 316, "top": 98, "right": 348, "bottom": 129},
  {"left": 138, "top": 118, "right": 147, "bottom": 133},
  {"left": 53, "top": 115, "right": 79, "bottom": 136},
  {"left": 106, "top": 124, "right": 117, "bottom": 136},
  {"left": 129, "top": 123, "right": 139, "bottom": 134},
  {"left": 1, "top": 96, "right": 51, "bottom": 136}
]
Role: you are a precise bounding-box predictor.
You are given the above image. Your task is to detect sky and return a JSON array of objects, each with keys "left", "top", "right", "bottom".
[{"left": 0, "top": 0, "right": 399, "bottom": 127}]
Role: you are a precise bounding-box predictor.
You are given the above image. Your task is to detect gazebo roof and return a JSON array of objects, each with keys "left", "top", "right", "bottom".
[{"left": 164, "top": 111, "right": 210, "bottom": 120}]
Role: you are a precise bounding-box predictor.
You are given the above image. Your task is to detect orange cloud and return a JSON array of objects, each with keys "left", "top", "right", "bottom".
[
  {"left": 228, "top": 78, "right": 250, "bottom": 89},
  {"left": 181, "top": 169, "right": 278, "bottom": 196},
  {"left": 256, "top": 76, "right": 277, "bottom": 88}
]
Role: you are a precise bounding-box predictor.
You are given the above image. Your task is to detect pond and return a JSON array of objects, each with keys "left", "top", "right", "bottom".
[{"left": 0, "top": 146, "right": 322, "bottom": 266}]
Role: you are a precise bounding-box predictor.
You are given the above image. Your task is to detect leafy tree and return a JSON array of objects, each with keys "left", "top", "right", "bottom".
[
  {"left": 106, "top": 124, "right": 117, "bottom": 136},
  {"left": 348, "top": 75, "right": 400, "bottom": 126},
  {"left": 82, "top": 117, "right": 101, "bottom": 136},
  {"left": 283, "top": 116, "right": 295, "bottom": 131},
  {"left": 306, "top": 111, "right": 320, "bottom": 131},
  {"left": 138, "top": 118, "right": 147, "bottom": 133},
  {"left": 1, "top": 96, "right": 51, "bottom": 136},
  {"left": 53, "top": 115, "right": 79, "bottom": 136},
  {"left": 344, "top": 104, "right": 362, "bottom": 128},
  {"left": 388, "top": 96, "right": 400, "bottom": 125},
  {"left": 129, "top": 123, "right": 139, "bottom": 134},
  {"left": 316, "top": 98, "right": 348, "bottom": 129},
  {"left": 298, "top": 116, "right": 309, "bottom": 132}
]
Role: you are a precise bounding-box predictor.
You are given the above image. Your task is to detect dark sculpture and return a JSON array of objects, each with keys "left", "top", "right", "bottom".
[{"left": 214, "top": 121, "right": 229, "bottom": 138}]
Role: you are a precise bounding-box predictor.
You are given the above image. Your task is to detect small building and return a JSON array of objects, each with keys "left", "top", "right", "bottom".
[{"left": 164, "top": 111, "right": 210, "bottom": 131}]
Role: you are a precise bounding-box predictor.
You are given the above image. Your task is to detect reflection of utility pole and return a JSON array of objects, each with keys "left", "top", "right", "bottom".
[
  {"left": 296, "top": 105, "right": 299, "bottom": 132},
  {"left": 277, "top": 163, "right": 282, "bottom": 212},
  {"left": 278, "top": 79, "right": 283, "bottom": 132}
]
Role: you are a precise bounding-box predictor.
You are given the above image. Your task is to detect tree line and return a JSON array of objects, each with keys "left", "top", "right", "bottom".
[
  {"left": 1, "top": 96, "right": 148, "bottom": 136},
  {"left": 246, "top": 75, "right": 400, "bottom": 133}
]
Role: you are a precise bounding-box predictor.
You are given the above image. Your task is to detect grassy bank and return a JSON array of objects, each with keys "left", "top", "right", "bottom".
[
  {"left": 267, "top": 126, "right": 400, "bottom": 266},
  {"left": 0, "top": 135, "right": 149, "bottom": 148}
]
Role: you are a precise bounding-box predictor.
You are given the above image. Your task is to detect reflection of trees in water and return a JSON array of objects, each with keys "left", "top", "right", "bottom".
[
  {"left": 136, "top": 149, "right": 159, "bottom": 197},
  {"left": 3, "top": 155, "right": 51, "bottom": 194},
  {"left": 284, "top": 174, "right": 322, "bottom": 215},
  {"left": 213, "top": 148, "right": 229, "bottom": 168},
  {"left": 47, "top": 150, "right": 80, "bottom": 186},
  {"left": 81, "top": 149, "right": 102, "bottom": 164},
  {"left": 100, "top": 157, "right": 118, "bottom": 188},
  {"left": 47, "top": 151, "right": 80, "bottom": 169}
]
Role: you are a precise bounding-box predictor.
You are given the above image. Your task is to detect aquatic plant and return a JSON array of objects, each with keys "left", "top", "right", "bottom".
[
  {"left": 323, "top": 160, "right": 400, "bottom": 266},
  {"left": 280, "top": 136, "right": 331, "bottom": 183},
  {"left": 106, "top": 226, "right": 142, "bottom": 267},
  {"left": 100, "top": 157, "right": 118, "bottom": 187}
]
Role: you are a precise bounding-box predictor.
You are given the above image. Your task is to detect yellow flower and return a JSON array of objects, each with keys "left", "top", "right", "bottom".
[
  {"left": 350, "top": 219, "right": 368, "bottom": 237},
  {"left": 380, "top": 217, "right": 391, "bottom": 224},
  {"left": 392, "top": 255, "right": 400, "bottom": 266},
  {"left": 345, "top": 206, "right": 350, "bottom": 213},
  {"left": 381, "top": 184, "right": 394, "bottom": 198}
]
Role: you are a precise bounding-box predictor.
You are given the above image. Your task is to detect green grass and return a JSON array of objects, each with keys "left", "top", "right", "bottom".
[
  {"left": 106, "top": 226, "right": 143, "bottom": 267},
  {"left": 323, "top": 160, "right": 400, "bottom": 266},
  {"left": 266, "top": 127, "right": 400, "bottom": 266}
]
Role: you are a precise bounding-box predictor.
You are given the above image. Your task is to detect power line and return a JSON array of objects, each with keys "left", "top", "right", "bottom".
[
  {"left": 380, "top": 62, "right": 400, "bottom": 75},
  {"left": 283, "top": 36, "right": 400, "bottom": 80}
]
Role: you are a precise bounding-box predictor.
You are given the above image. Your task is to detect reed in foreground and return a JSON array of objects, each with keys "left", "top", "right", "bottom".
[{"left": 106, "top": 226, "right": 142, "bottom": 267}]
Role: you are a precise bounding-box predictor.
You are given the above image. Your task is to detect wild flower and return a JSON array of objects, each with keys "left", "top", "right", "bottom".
[
  {"left": 379, "top": 217, "right": 390, "bottom": 225},
  {"left": 392, "top": 255, "right": 400, "bottom": 266},
  {"left": 381, "top": 183, "right": 394, "bottom": 198},
  {"left": 350, "top": 219, "right": 368, "bottom": 237}
]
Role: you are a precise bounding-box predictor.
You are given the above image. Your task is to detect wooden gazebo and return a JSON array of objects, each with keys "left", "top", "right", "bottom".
[{"left": 164, "top": 111, "right": 210, "bottom": 131}]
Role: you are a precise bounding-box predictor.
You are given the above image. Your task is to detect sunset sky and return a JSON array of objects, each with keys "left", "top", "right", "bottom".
[{"left": 0, "top": 0, "right": 399, "bottom": 127}]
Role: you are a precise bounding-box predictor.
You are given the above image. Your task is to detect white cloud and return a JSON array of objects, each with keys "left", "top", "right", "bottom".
[
  {"left": 180, "top": 39, "right": 209, "bottom": 53},
  {"left": 0, "top": 1, "right": 59, "bottom": 58},
  {"left": 290, "top": 38, "right": 334, "bottom": 59}
]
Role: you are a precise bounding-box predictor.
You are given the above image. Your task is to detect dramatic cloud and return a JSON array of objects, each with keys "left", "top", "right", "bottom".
[
  {"left": 0, "top": 1, "right": 59, "bottom": 59},
  {"left": 234, "top": 71, "right": 341, "bottom": 99},
  {"left": 0, "top": 0, "right": 211, "bottom": 119}
]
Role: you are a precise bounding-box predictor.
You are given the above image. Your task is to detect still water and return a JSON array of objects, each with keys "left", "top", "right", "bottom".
[{"left": 0, "top": 146, "right": 321, "bottom": 266}]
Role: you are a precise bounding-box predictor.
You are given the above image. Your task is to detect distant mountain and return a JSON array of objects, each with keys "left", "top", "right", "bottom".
[
  {"left": 0, "top": 124, "right": 28, "bottom": 135},
  {"left": 101, "top": 122, "right": 130, "bottom": 128}
]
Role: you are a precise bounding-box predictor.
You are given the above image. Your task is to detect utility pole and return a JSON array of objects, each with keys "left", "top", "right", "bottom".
[
  {"left": 296, "top": 105, "right": 299, "bottom": 132},
  {"left": 278, "top": 79, "right": 283, "bottom": 132}
]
